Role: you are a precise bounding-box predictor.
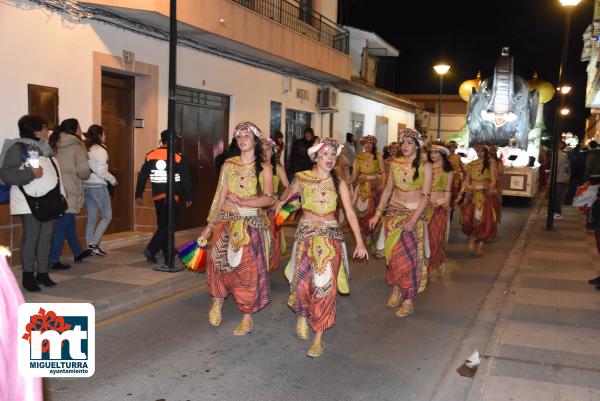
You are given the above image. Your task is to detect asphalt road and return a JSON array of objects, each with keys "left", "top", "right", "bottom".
[{"left": 47, "top": 199, "right": 533, "bottom": 401}]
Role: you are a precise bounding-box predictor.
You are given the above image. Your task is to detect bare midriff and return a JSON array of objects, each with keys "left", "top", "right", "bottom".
[{"left": 300, "top": 210, "right": 338, "bottom": 224}]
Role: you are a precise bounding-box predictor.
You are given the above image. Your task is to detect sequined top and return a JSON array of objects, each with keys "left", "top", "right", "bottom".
[
  {"left": 353, "top": 152, "right": 381, "bottom": 175},
  {"left": 294, "top": 170, "right": 338, "bottom": 216},
  {"left": 390, "top": 158, "right": 425, "bottom": 191},
  {"left": 432, "top": 166, "right": 449, "bottom": 192},
  {"left": 468, "top": 161, "right": 491, "bottom": 181}
]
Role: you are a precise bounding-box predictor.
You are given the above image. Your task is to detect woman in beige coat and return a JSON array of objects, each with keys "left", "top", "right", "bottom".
[{"left": 48, "top": 119, "right": 92, "bottom": 269}]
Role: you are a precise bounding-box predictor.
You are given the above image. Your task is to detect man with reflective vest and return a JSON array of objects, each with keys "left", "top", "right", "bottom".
[{"left": 135, "top": 130, "right": 192, "bottom": 265}]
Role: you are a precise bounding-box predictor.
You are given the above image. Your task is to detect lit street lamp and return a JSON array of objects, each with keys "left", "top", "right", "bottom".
[
  {"left": 546, "top": 0, "right": 581, "bottom": 231},
  {"left": 560, "top": 107, "right": 570, "bottom": 116},
  {"left": 434, "top": 64, "right": 450, "bottom": 142}
]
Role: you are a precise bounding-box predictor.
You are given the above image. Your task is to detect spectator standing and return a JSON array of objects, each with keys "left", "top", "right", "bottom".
[
  {"left": 344, "top": 132, "right": 357, "bottom": 169},
  {"left": 288, "top": 127, "right": 315, "bottom": 176},
  {"left": 553, "top": 141, "right": 570, "bottom": 219},
  {"left": 0, "top": 115, "right": 62, "bottom": 291},
  {"left": 48, "top": 119, "right": 92, "bottom": 269},
  {"left": 135, "top": 130, "right": 193, "bottom": 267},
  {"left": 586, "top": 141, "right": 600, "bottom": 290},
  {"left": 84, "top": 124, "right": 117, "bottom": 256}
]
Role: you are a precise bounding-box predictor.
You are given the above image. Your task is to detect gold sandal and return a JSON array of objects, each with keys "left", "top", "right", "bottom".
[
  {"left": 208, "top": 298, "right": 223, "bottom": 327},
  {"left": 307, "top": 337, "right": 324, "bottom": 358},
  {"left": 233, "top": 316, "right": 253, "bottom": 336},
  {"left": 296, "top": 315, "right": 309, "bottom": 340},
  {"left": 395, "top": 301, "right": 414, "bottom": 317},
  {"left": 387, "top": 286, "right": 401, "bottom": 308}
]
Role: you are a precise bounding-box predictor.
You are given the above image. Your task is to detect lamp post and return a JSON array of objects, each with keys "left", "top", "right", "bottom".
[
  {"left": 434, "top": 64, "right": 450, "bottom": 142},
  {"left": 546, "top": 0, "right": 580, "bottom": 231}
]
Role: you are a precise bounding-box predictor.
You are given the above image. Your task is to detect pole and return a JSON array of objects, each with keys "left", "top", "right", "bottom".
[
  {"left": 546, "top": 7, "right": 572, "bottom": 230},
  {"left": 156, "top": 0, "right": 182, "bottom": 272},
  {"left": 437, "top": 74, "right": 443, "bottom": 142}
]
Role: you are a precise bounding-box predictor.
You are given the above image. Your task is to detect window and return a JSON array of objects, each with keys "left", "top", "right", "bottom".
[{"left": 350, "top": 112, "right": 364, "bottom": 139}]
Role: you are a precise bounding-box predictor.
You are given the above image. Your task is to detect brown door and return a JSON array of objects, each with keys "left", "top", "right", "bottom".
[
  {"left": 175, "top": 86, "right": 229, "bottom": 230},
  {"left": 101, "top": 72, "right": 134, "bottom": 233}
]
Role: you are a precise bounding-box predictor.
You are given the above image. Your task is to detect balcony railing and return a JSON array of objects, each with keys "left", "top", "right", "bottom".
[{"left": 230, "top": 0, "right": 350, "bottom": 55}]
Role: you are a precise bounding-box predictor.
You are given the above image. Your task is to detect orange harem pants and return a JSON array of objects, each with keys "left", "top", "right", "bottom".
[
  {"left": 287, "top": 223, "right": 346, "bottom": 332},
  {"left": 461, "top": 189, "right": 497, "bottom": 242},
  {"left": 428, "top": 205, "right": 447, "bottom": 272},
  {"left": 206, "top": 216, "right": 271, "bottom": 314},
  {"left": 266, "top": 209, "right": 282, "bottom": 273}
]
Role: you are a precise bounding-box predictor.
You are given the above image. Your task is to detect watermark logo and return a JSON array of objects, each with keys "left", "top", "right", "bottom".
[{"left": 18, "top": 303, "right": 95, "bottom": 377}]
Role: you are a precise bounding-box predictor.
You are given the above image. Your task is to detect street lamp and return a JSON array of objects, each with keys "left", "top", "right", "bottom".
[
  {"left": 559, "top": 85, "right": 572, "bottom": 94},
  {"left": 560, "top": 107, "right": 570, "bottom": 116},
  {"left": 546, "top": 0, "right": 581, "bottom": 230},
  {"left": 434, "top": 64, "right": 450, "bottom": 142}
]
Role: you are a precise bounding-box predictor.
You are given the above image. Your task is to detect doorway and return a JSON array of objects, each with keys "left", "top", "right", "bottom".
[
  {"left": 175, "top": 86, "right": 230, "bottom": 230},
  {"left": 284, "top": 108, "right": 312, "bottom": 173},
  {"left": 101, "top": 71, "right": 134, "bottom": 233}
]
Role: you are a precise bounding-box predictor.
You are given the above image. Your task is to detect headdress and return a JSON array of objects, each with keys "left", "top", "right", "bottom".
[
  {"left": 308, "top": 137, "right": 342, "bottom": 161},
  {"left": 430, "top": 144, "right": 450, "bottom": 156},
  {"left": 261, "top": 137, "right": 278, "bottom": 151},
  {"left": 360, "top": 135, "right": 377, "bottom": 145},
  {"left": 233, "top": 122, "right": 262, "bottom": 139},
  {"left": 398, "top": 128, "right": 425, "bottom": 146}
]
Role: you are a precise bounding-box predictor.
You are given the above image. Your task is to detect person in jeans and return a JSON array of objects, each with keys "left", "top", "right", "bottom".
[
  {"left": 84, "top": 124, "right": 117, "bottom": 256},
  {"left": 48, "top": 119, "right": 92, "bottom": 269},
  {"left": 135, "top": 130, "right": 192, "bottom": 266},
  {"left": 0, "top": 115, "right": 62, "bottom": 291}
]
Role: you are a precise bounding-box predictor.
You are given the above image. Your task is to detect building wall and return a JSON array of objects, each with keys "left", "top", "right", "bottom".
[{"left": 333, "top": 92, "right": 415, "bottom": 146}]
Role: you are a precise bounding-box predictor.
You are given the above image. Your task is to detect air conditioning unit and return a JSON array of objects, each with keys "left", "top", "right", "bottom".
[{"left": 317, "top": 87, "right": 338, "bottom": 112}]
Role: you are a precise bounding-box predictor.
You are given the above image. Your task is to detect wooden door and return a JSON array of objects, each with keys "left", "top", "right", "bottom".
[
  {"left": 101, "top": 72, "right": 134, "bottom": 233},
  {"left": 175, "top": 87, "right": 229, "bottom": 230}
]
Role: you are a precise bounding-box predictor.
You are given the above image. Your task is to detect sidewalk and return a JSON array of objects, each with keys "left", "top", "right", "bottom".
[
  {"left": 466, "top": 204, "right": 600, "bottom": 401},
  {"left": 12, "top": 228, "right": 207, "bottom": 321}
]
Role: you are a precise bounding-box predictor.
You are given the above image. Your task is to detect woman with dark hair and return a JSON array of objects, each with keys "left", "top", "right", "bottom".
[
  {"left": 461, "top": 144, "right": 498, "bottom": 255},
  {"left": 351, "top": 134, "right": 384, "bottom": 247},
  {"left": 0, "top": 115, "right": 63, "bottom": 291},
  {"left": 369, "top": 128, "right": 433, "bottom": 317},
  {"left": 48, "top": 118, "right": 91, "bottom": 268},
  {"left": 446, "top": 141, "right": 466, "bottom": 211},
  {"left": 260, "top": 137, "right": 289, "bottom": 272},
  {"left": 279, "top": 138, "right": 367, "bottom": 357},
  {"left": 427, "top": 144, "right": 454, "bottom": 273},
  {"left": 84, "top": 124, "right": 117, "bottom": 256},
  {"left": 200, "top": 122, "right": 274, "bottom": 336}
]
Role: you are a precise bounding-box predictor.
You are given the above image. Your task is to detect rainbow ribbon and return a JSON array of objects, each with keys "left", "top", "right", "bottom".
[{"left": 274, "top": 193, "right": 301, "bottom": 230}]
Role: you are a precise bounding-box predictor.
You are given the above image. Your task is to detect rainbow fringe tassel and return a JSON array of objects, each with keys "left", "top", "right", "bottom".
[
  {"left": 177, "top": 237, "right": 208, "bottom": 273},
  {"left": 274, "top": 193, "right": 301, "bottom": 230}
]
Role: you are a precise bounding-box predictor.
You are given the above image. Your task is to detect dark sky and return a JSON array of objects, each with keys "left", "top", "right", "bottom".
[{"left": 340, "top": 0, "right": 594, "bottom": 137}]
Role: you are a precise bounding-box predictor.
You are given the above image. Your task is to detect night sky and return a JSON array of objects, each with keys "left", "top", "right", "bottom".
[{"left": 340, "top": 0, "right": 594, "bottom": 138}]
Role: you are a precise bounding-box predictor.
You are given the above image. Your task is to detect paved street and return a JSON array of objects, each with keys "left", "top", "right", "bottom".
[{"left": 47, "top": 201, "right": 534, "bottom": 401}]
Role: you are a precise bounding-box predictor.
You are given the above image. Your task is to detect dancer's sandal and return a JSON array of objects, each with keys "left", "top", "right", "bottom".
[
  {"left": 233, "top": 316, "right": 253, "bottom": 336},
  {"left": 208, "top": 298, "right": 223, "bottom": 327},
  {"left": 395, "top": 301, "right": 414, "bottom": 317},
  {"left": 307, "top": 337, "right": 325, "bottom": 358},
  {"left": 296, "top": 315, "right": 309, "bottom": 340}
]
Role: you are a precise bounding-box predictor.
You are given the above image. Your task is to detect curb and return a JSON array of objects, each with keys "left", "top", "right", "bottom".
[{"left": 430, "top": 198, "right": 542, "bottom": 401}]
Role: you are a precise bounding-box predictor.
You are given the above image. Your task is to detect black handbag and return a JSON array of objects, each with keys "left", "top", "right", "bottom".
[{"left": 19, "top": 158, "right": 68, "bottom": 222}]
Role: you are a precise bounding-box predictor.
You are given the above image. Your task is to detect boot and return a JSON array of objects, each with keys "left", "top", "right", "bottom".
[
  {"left": 36, "top": 272, "right": 57, "bottom": 287},
  {"left": 22, "top": 272, "right": 41, "bottom": 292}
]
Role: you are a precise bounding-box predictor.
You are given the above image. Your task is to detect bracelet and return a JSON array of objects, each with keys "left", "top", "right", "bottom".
[{"left": 421, "top": 193, "right": 431, "bottom": 197}]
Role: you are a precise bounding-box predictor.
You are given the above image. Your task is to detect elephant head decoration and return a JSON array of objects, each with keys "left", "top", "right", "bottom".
[{"left": 467, "top": 47, "right": 539, "bottom": 150}]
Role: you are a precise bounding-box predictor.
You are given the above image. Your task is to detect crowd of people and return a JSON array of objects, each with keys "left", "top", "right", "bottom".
[{"left": 201, "top": 122, "right": 503, "bottom": 358}]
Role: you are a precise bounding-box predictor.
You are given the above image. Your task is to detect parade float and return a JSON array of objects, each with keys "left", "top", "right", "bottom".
[{"left": 457, "top": 47, "right": 555, "bottom": 197}]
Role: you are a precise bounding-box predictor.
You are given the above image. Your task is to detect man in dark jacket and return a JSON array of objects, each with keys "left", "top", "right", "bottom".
[
  {"left": 135, "top": 130, "right": 192, "bottom": 265},
  {"left": 288, "top": 127, "right": 316, "bottom": 176}
]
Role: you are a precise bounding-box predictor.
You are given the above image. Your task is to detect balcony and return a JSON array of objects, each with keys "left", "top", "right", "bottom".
[
  {"left": 230, "top": 0, "right": 349, "bottom": 55},
  {"left": 82, "top": 0, "right": 351, "bottom": 81}
]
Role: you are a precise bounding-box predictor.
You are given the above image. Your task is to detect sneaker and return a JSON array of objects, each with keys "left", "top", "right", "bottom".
[
  {"left": 74, "top": 249, "right": 92, "bottom": 263},
  {"left": 50, "top": 262, "right": 71, "bottom": 270},
  {"left": 89, "top": 244, "right": 107, "bottom": 257},
  {"left": 553, "top": 213, "right": 563, "bottom": 220}
]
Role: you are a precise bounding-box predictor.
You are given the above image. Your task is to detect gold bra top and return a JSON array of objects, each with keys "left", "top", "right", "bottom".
[
  {"left": 224, "top": 156, "right": 258, "bottom": 199},
  {"left": 355, "top": 152, "right": 381, "bottom": 175},
  {"left": 295, "top": 170, "right": 338, "bottom": 216},
  {"left": 391, "top": 158, "right": 425, "bottom": 191},
  {"left": 469, "top": 161, "right": 491, "bottom": 181},
  {"left": 432, "top": 167, "right": 449, "bottom": 191}
]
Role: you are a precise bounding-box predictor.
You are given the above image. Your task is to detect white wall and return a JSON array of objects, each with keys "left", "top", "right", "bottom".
[
  {"left": 0, "top": 1, "right": 324, "bottom": 143},
  {"left": 333, "top": 92, "right": 415, "bottom": 146}
]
